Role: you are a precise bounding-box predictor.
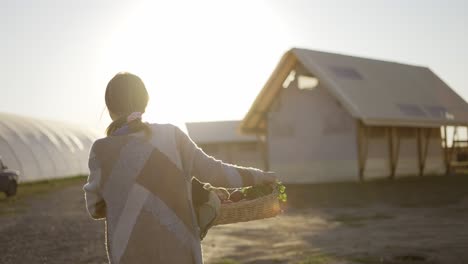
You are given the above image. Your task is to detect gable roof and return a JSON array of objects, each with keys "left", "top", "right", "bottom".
[
  {"left": 186, "top": 120, "right": 257, "bottom": 144},
  {"left": 241, "top": 48, "right": 468, "bottom": 133}
]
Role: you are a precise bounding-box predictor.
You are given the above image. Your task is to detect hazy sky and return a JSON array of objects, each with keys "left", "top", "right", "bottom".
[{"left": 1, "top": 0, "right": 467, "bottom": 131}]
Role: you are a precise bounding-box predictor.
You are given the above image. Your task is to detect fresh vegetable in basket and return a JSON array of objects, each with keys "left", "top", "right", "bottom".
[
  {"left": 241, "top": 184, "right": 273, "bottom": 200},
  {"left": 213, "top": 181, "right": 287, "bottom": 204},
  {"left": 277, "top": 182, "right": 287, "bottom": 202},
  {"left": 229, "top": 190, "right": 244, "bottom": 202}
]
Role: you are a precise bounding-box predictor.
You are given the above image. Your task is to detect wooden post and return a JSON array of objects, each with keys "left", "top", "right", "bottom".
[
  {"left": 416, "top": 128, "right": 423, "bottom": 176},
  {"left": 416, "top": 128, "right": 432, "bottom": 177},
  {"left": 452, "top": 126, "right": 458, "bottom": 161},
  {"left": 387, "top": 127, "right": 395, "bottom": 179},
  {"left": 356, "top": 121, "right": 368, "bottom": 182},
  {"left": 443, "top": 126, "right": 450, "bottom": 175},
  {"left": 465, "top": 126, "right": 468, "bottom": 148},
  {"left": 388, "top": 127, "right": 395, "bottom": 179},
  {"left": 387, "top": 127, "right": 400, "bottom": 179},
  {"left": 356, "top": 120, "right": 364, "bottom": 181},
  {"left": 422, "top": 128, "right": 431, "bottom": 176}
]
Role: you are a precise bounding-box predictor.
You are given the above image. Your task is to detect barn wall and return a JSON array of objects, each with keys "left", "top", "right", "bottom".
[
  {"left": 267, "top": 81, "right": 359, "bottom": 184},
  {"left": 262, "top": 81, "right": 446, "bottom": 183}
]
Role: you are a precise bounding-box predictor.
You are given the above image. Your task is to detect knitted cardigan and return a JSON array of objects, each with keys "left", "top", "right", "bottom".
[{"left": 83, "top": 123, "right": 271, "bottom": 264}]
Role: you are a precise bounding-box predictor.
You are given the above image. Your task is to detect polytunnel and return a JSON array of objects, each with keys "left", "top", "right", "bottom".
[{"left": 0, "top": 112, "right": 101, "bottom": 183}]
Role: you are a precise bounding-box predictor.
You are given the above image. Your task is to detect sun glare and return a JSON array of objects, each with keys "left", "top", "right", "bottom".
[{"left": 100, "top": 0, "right": 289, "bottom": 128}]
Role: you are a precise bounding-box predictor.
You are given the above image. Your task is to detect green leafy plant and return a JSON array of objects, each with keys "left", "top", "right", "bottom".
[
  {"left": 277, "top": 182, "right": 287, "bottom": 202},
  {"left": 238, "top": 181, "right": 287, "bottom": 202}
]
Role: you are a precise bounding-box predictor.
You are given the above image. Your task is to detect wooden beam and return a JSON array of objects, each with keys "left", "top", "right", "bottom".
[
  {"left": 443, "top": 126, "right": 450, "bottom": 175},
  {"left": 417, "top": 128, "right": 432, "bottom": 176},
  {"left": 242, "top": 53, "right": 297, "bottom": 133},
  {"left": 465, "top": 127, "right": 468, "bottom": 143},
  {"left": 388, "top": 127, "right": 400, "bottom": 179},
  {"left": 421, "top": 128, "right": 431, "bottom": 176},
  {"left": 356, "top": 121, "right": 363, "bottom": 181},
  {"left": 356, "top": 121, "right": 368, "bottom": 182},
  {"left": 416, "top": 128, "right": 422, "bottom": 176},
  {"left": 265, "top": 118, "right": 270, "bottom": 172},
  {"left": 394, "top": 129, "right": 401, "bottom": 177},
  {"left": 449, "top": 126, "right": 457, "bottom": 163},
  {"left": 387, "top": 127, "right": 395, "bottom": 179}
]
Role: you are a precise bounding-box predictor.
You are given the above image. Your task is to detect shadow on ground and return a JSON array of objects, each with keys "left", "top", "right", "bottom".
[
  {"left": 0, "top": 175, "right": 467, "bottom": 264},
  {"left": 204, "top": 175, "right": 468, "bottom": 264}
]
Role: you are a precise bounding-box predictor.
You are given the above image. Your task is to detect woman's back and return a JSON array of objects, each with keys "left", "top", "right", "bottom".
[
  {"left": 84, "top": 72, "right": 277, "bottom": 264},
  {"left": 86, "top": 124, "right": 201, "bottom": 263}
]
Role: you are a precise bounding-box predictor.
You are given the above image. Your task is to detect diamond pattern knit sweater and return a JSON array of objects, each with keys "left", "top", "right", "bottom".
[{"left": 83, "top": 123, "right": 271, "bottom": 264}]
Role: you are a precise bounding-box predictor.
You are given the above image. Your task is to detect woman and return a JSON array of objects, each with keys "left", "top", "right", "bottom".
[{"left": 83, "top": 72, "right": 277, "bottom": 264}]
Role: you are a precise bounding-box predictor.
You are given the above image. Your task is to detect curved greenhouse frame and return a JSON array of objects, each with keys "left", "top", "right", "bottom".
[{"left": 0, "top": 113, "right": 100, "bottom": 182}]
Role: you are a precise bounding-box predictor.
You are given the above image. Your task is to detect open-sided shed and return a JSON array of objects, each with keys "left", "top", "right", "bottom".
[
  {"left": 186, "top": 120, "right": 265, "bottom": 169},
  {"left": 240, "top": 48, "right": 468, "bottom": 183}
]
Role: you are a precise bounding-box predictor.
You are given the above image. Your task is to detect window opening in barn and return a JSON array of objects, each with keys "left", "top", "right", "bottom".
[
  {"left": 282, "top": 70, "right": 296, "bottom": 89},
  {"left": 445, "top": 112, "right": 455, "bottom": 120},
  {"left": 397, "top": 104, "right": 427, "bottom": 117},
  {"left": 298, "top": 75, "right": 319, "bottom": 90},
  {"left": 329, "top": 66, "right": 363, "bottom": 80},
  {"left": 424, "top": 105, "right": 447, "bottom": 118}
]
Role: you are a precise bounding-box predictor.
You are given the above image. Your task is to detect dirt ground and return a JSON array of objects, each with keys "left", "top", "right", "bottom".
[{"left": 0, "top": 175, "right": 467, "bottom": 264}]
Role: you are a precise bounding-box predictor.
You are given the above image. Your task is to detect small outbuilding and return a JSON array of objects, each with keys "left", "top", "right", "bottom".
[
  {"left": 186, "top": 121, "right": 265, "bottom": 169},
  {"left": 240, "top": 48, "right": 468, "bottom": 183}
]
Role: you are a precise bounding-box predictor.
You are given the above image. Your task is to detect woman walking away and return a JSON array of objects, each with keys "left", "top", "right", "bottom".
[{"left": 83, "top": 72, "right": 277, "bottom": 264}]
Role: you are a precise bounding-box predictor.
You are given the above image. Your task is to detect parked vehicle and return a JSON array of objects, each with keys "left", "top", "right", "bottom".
[{"left": 0, "top": 157, "right": 19, "bottom": 197}]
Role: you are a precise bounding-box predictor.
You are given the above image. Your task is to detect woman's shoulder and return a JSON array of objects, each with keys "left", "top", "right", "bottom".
[
  {"left": 90, "top": 135, "right": 129, "bottom": 152},
  {"left": 147, "top": 122, "right": 182, "bottom": 133},
  {"left": 90, "top": 123, "right": 181, "bottom": 149}
]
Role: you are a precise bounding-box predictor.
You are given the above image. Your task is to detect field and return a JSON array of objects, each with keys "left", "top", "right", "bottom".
[{"left": 0, "top": 175, "right": 467, "bottom": 264}]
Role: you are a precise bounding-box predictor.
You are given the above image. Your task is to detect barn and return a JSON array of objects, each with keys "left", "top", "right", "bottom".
[
  {"left": 240, "top": 48, "right": 468, "bottom": 183},
  {"left": 0, "top": 112, "right": 99, "bottom": 182},
  {"left": 186, "top": 120, "right": 265, "bottom": 170}
]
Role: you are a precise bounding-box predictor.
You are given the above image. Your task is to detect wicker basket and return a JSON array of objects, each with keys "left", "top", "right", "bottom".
[{"left": 213, "top": 186, "right": 281, "bottom": 225}]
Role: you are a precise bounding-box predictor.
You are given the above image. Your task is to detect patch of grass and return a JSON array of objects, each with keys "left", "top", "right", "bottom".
[
  {"left": 296, "top": 254, "right": 336, "bottom": 264},
  {"left": 214, "top": 259, "right": 241, "bottom": 264},
  {"left": 0, "top": 175, "right": 86, "bottom": 216},
  {"left": 350, "top": 256, "right": 383, "bottom": 264},
  {"left": 332, "top": 213, "right": 393, "bottom": 227}
]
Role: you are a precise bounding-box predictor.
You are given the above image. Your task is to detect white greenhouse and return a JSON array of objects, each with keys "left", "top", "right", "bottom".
[{"left": 0, "top": 113, "right": 100, "bottom": 183}]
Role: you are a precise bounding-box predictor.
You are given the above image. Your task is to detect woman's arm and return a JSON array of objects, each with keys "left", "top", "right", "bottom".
[
  {"left": 83, "top": 143, "right": 106, "bottom": 220},
  {"left": 175, "top": 126, "right": 276, "bottom": 188}
]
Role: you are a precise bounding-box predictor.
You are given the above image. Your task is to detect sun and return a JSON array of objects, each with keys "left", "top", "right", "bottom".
[{"left": 100, "top": 0, "right": 289, "bottom": 129}]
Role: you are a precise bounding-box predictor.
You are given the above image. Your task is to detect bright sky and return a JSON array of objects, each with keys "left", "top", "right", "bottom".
[{"left": 1, "top": 0, "right": 467, "bottom": 132}]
